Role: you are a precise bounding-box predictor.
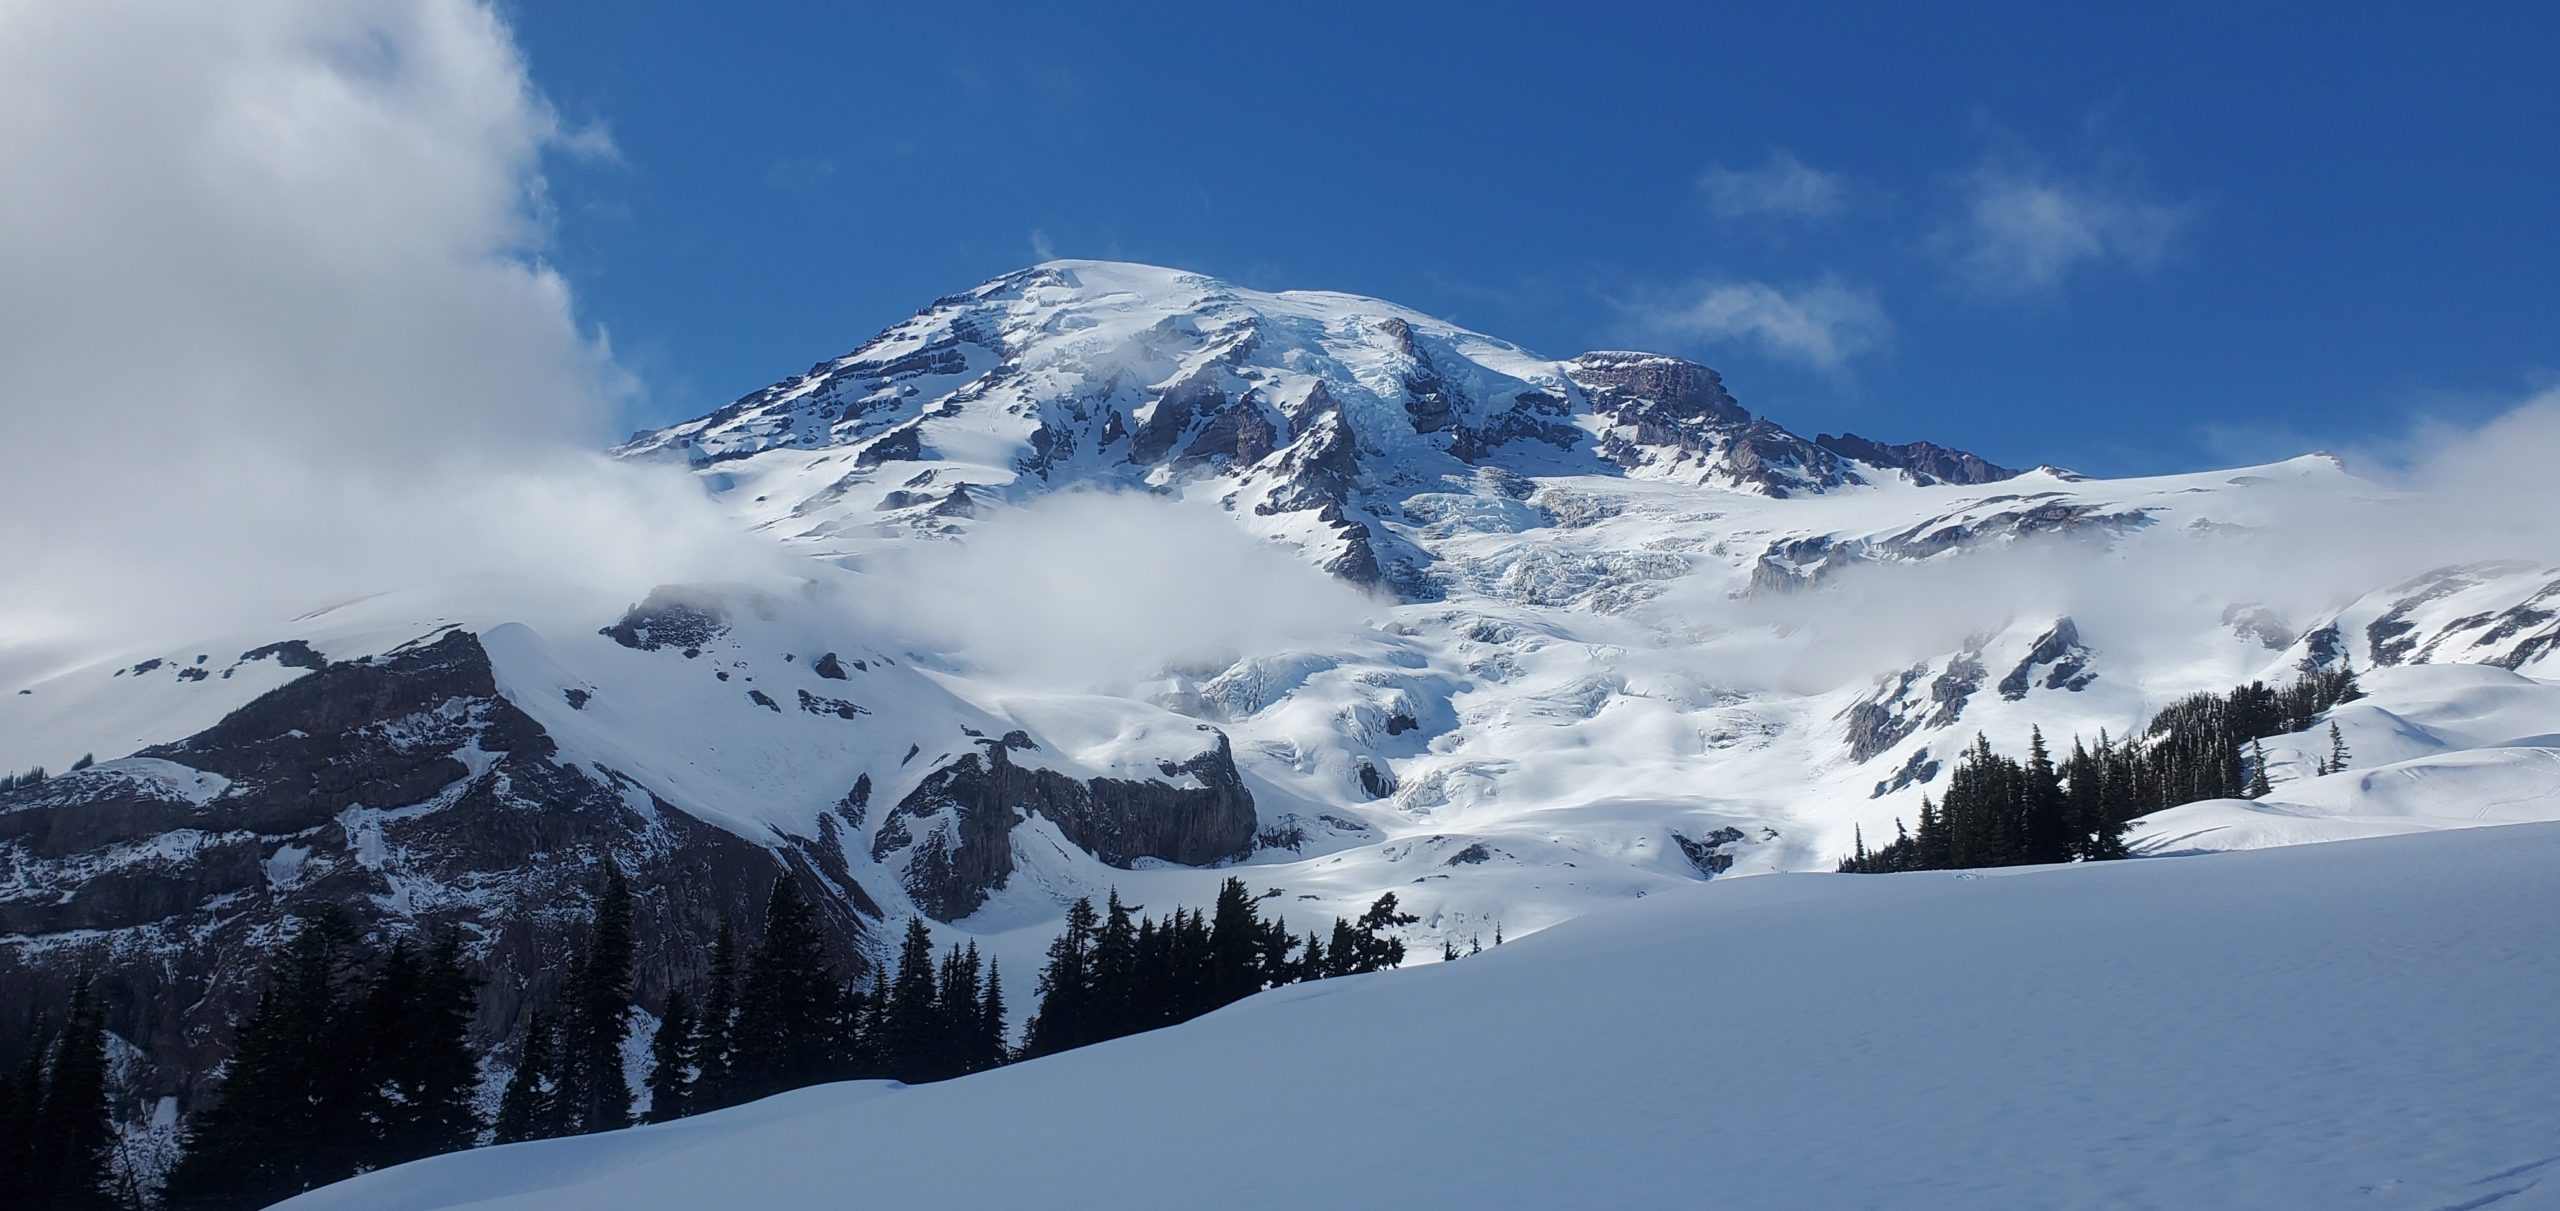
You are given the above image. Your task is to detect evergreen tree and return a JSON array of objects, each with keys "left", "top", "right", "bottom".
[
  {"left": 357, "top": 935, "right": 482, "bottom": 1168},
  {"left": 490, "top": 1009, "right": 561, "bottom": 1146},
  {"left": 1355, "top": 893, "right": 1417, "bottom": 972},
  {"left": 557, "top": 861, "right": 636, "bottom": 1135},
  {"left": 975, "top": 961, "right": 1008, "bottom": 1071},
  {"left": 934, "top": 943, "right": 984, "bottom": 1080},
  {"left": 34, "top": 973, "right": 114, "bottom": 1211},
  {"left": 0, "top": 1026, "right": 30, "bottom": 1211},
  {"left": 729, "top": 875, "right": 839, "bottom": 1103},
  {"left": 167, "top": 910, "right": 369, "bottom": 1208},
  {"left": 2247, "top": 739, "right": 2273, "bottom": 799},
  {"left": 877, "top": 917, "right": 941, "bottom": 1082},
  {"left": 1258, "top": 915, "right": 1299, "bottom": 987},
  {"left": 642, "top": 989, "right": 697, "bottom": 1124},
  {"left": 1022, "top": 897, "right": 1097, "bottom": 1058},
  {"left": 691, "top": 920, "right": 739, "bottom": 1110},
  {"left": 1205, "top": 877, "right": 1266, "bottom": 1006},
  {"left": 1087, "top": 890, "right": 1139, "bottom": 1042},
  {"left": 2020, "top": 727, "right": 2071, "bottom": 864},
  {"left": 2326, "top": 721, "right": 2351, "bottom": 774}
]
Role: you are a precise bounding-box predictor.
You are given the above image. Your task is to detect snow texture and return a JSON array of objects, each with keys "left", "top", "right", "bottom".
[{"left": 280, "top": 822, "right": 2560, "bottom": 1210}]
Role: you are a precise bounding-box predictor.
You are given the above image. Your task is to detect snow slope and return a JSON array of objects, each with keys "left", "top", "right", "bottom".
[{"left": 280, "top": 822, "right": 2560, "bottom": 1211}]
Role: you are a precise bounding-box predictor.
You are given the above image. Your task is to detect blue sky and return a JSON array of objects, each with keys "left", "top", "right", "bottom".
[{"left": 510, "top": 1, "right": 2557, "bottom": 477}]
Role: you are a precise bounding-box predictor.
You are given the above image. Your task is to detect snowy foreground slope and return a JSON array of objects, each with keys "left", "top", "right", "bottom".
[{"left": 284, "top": 824, "right": 2560, "bottom": 1211}]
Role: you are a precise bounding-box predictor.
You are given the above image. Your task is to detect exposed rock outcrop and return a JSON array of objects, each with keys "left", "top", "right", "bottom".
[
  {"left": 874, "top": 728, "right": 1257, "bottom": 921},
  {"left": 0, "top": 630, "right": 873, "bottom": 1113}
]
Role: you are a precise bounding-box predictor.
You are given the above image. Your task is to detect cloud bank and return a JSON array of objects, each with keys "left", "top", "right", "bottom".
[
  {"left": 851, "top": 491, "right": 1378, "bottom": 694},
  {"left": 0, "top": 1, "right": 773, "bottom": 651}
]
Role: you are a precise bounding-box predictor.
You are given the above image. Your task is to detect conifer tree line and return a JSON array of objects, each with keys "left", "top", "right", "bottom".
[
  {"left": 1841, "top": 665, "right": 2363, "bottom": 874},
  {"left": 156, "top": 909, "right": 482, "bottom": 1209},
  {"left": 10, "top": 862, "right": 1425, "bottom": 1205},
  {"left": 0, "top": 967, "right": 118, "bottom": 1211},
  {"left": 628, "top": 874, "right": 1420, "bottom": 1125},
  {"left": 1017, "top": 879, "right": 1417, "bottom": 1058}
]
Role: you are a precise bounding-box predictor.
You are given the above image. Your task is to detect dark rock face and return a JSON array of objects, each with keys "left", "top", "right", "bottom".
[
  {"left": 1671, "top": 827, "right": 1749, "bottom": 877},
  {"left": 1843, "top": 665, "right": 1931, "bottom": 763},
  {"left": 1567, "top": 352, "right": 1847, "bottom": 496},
  {"left": 237, "top": 639, "right": 326, "bottom": 671},
  {"left": 1999, "top": 619, "right": 2096, "bottom": 701},
  {"left": 1356, "top": 758, "right": 1397, "bottom": 800},
  {"left": 1871, "top": 748, "right": 1941, "bottom": 799},
  {"left": 0, "top": 630, "right": 875, "bottom": 1114},
  {"left": 1839, "top": 647, "right": 1983, "bottom": 764},
  {"left": 601, "top": 589, "right": 731, "bottom": 653},
  {"left": 874, "top": 729, "right": 1258, "bottom": 921},
  {"left": 1814, "top": 432, "right": 2019, "bottom": 486}
]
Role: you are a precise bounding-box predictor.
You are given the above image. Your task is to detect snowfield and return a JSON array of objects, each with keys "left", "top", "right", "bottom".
[{"left": 280, "top": 822, "right": 2560, "bottom": 1211}]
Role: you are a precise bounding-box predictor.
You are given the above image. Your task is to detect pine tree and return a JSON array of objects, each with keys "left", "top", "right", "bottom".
[
  {"left": 1349, "top": 893, "right": 1417, "bottom": 973},
  {"left": 1087, "top": 890, "right": 1139, "bottom": 1042},
  {"left": 692, "top": 920, "right": 739, "bottom": 1111},
  {"left": 975, "top": 961, "right": 1008, "bottom": 1071},
  {"left": 0, "top": 1028, "right": 26, "bottom": 1211},
  {"left": 1205, "top": 877, "right": 1266, "bottom": 1008},
  {"left": 555, "top": 861, "right": 636, "bottom": 1135},
  {"left": 2247, "top": 739, "right": 2273, "bottom": 799},
  {"left": 1022, "top": 897, "right": 1098, "bottom": 1058},
  {"left": 2020, "top": 727, "right": 2071, "bottom": 864},
  {"left": 642, "top": 989, "right": 697, "bottom": 1124},
  {"left": 729, "top": 875, "right": 839, "bottom": 1103},
  {"left": 356, "top": 935, "right": 482, "bottom": 1169},
  {"left": 1258, "top": 915, "right": 1300, "bottom": 987},
  {"left": 167, "top": 910, "right": 369, "bottom": 1208},
  {"left": 34, "top": 972, "right": 114, "bottom": 1211},
  {"left": 934, "top": 943, "right": 984, "bottom": 1080},
  {"left": 879, "top": 917, "right": 941, "bottom": 1083},
  {"left": 491, "top": 1009, "right": 561, "bottom": 1146},
  {"left": 2326, "top": 721, "right": 2351, "bottom": 774}
]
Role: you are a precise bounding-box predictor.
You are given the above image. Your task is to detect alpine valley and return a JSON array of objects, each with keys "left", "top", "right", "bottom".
[{"left": 6, "top": 261, "right": 2558, "bottom": 1180}]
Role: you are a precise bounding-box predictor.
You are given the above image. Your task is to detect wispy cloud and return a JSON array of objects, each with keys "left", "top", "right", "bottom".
[
  {"left": 1631, "top": 277, "right": 1891, "bottom": 376},
  {"left": 1936, "top": 161, "right": 2190, "bottom": 300},
  {"left": 1699, "top": 152, "right": 1849, "bottom": 221},
  {"left": 1030, "top": 229, "right": 1057, "bottom": 262}
]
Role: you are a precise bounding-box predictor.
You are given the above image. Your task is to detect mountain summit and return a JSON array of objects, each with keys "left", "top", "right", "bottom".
[{"left": 622, "top": 261, "right": 2018, "bottom": 591}]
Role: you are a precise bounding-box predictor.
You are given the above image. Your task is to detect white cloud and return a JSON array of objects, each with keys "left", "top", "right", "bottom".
[
  {"left": 1699, "top": 152, "right": 1849, "bottom": 221},
  {"left": 0, "top": 1, "right": 775, "bottom": 650},
  {"left": 853, "top": 491, "right": 1376, "bottom": 693},
  {"left": 1937, "top": 163, "right": 2189, "bottom": 299},
  {"left": 1030, "top": 228, "right": 1058, "bottom": 262},
  {"left": 1633, "top": 278, "right": 1891, "bottom": 375}
]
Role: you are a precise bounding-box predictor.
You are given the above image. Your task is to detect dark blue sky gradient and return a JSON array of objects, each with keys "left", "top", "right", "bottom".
[{"left": 507, "top": 1, "right": 2558, "bottom": 476}]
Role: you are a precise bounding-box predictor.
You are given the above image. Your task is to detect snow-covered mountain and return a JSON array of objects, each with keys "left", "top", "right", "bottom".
[{"left": 5, "top": 260, "right": 2557, "bottom": 1131}]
